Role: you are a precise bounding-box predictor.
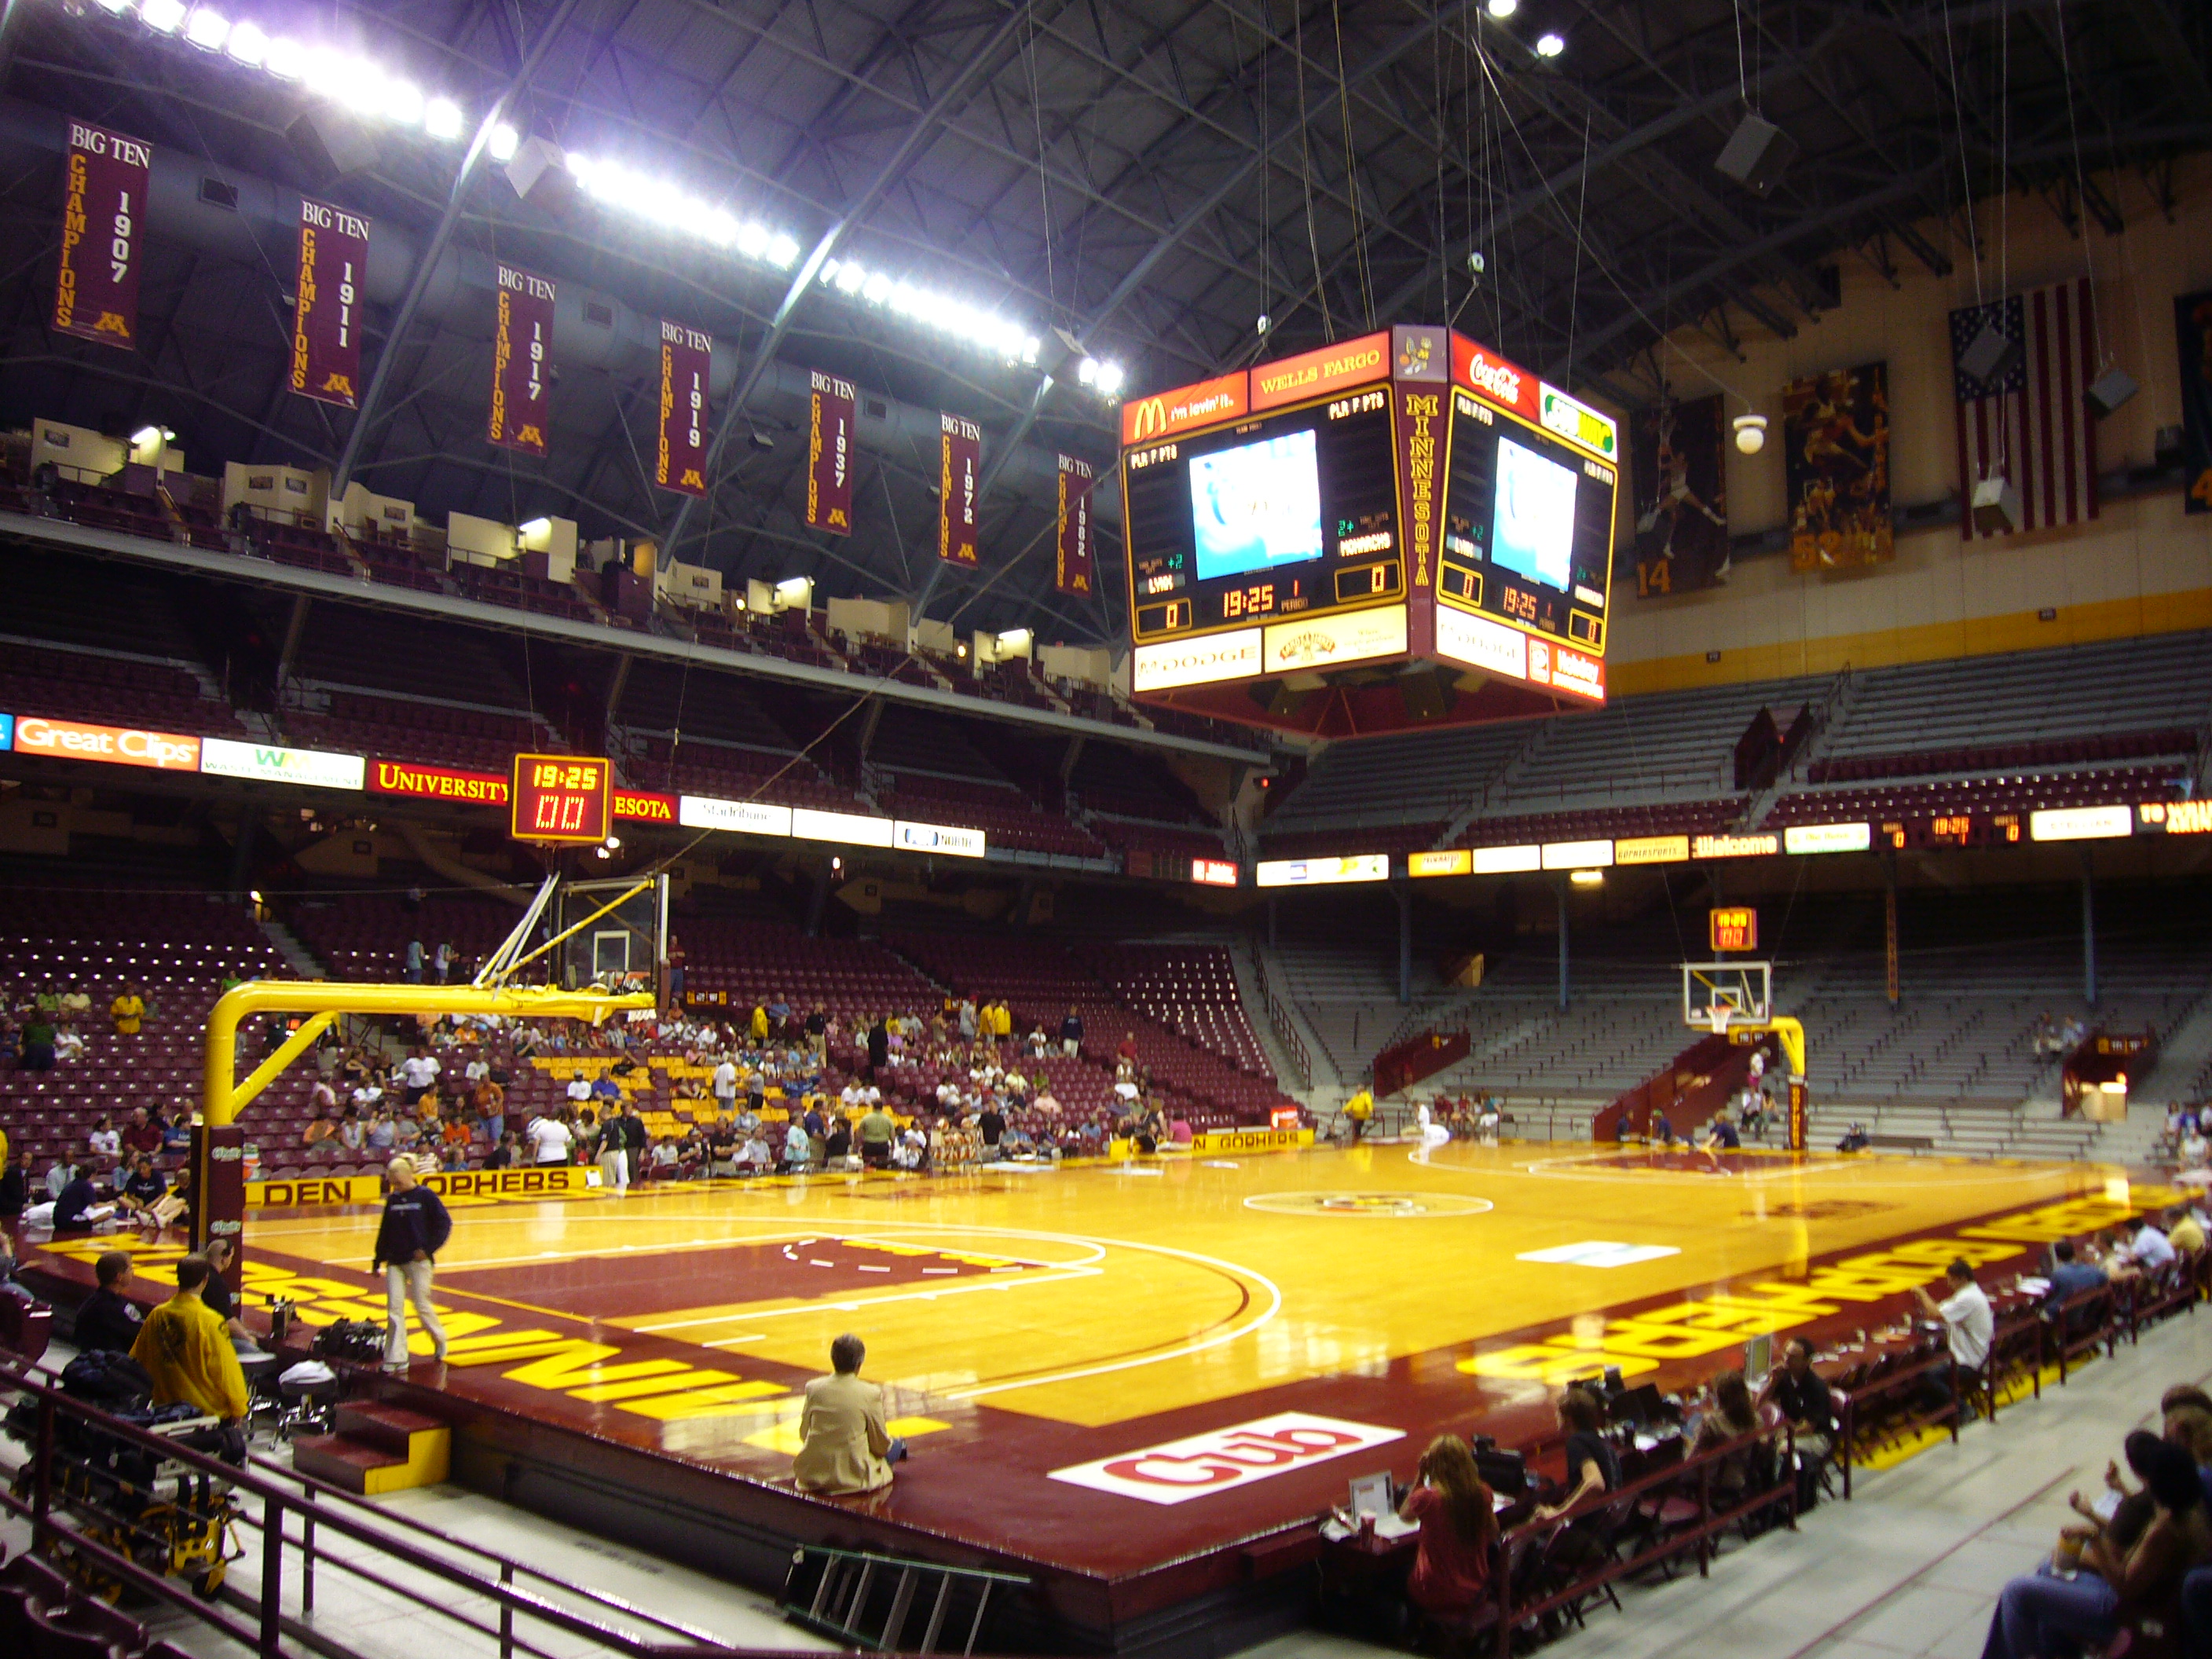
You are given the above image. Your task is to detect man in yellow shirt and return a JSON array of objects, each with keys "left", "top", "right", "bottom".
[
  {"left": 2168, "top": 1204, "right": 2207, "bottom": 1254},
  {"left": 131, "top": 1254, "right": 248, "bottom": 1423},
  {"left": 1343, "top": 1089, "right": 1375, "bottom": 1144},
  {"left": 110, "top": 983, "right": 145, "bottom": 1037}
]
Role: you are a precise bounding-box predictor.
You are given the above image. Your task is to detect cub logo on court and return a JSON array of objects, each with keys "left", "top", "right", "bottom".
[{"left": 1049, "top": 1412, "right": 1401, "bottom": 1505}]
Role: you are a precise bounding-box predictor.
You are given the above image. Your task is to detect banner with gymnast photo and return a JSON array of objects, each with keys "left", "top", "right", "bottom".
[
  {"left": 2177, "top": 288, "right": 2212, "bottom": 515},
  {"left": 1784, "top": 361, "right": 1892, "bottom": 570},
  {"left": 1628, "top": 394, "right": 1730, "bottom": 596}
]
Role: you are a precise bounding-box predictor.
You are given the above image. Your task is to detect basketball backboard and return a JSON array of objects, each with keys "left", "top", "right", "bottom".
[
  {"left": 1681, "top": 961, "right": 1771, "bottom": 1033},
  {"left": 555, "top": 874, "right": 668, "bottom": 994}
]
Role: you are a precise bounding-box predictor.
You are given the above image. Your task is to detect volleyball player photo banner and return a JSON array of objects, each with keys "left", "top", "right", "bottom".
[
  {"left": 1055, "top": 454, "right": 1094, "bottom": 595},
  {"left": 1783, "top": 361, "right": 1892, "bottom": 570},
  {"left": 1628, "top": 394, "right": 1730, "bottom": 596},
  {"left": 488, "top": 263, "right": 554, "bottom": 456},
  {"left": 938, "top": 412, "right": 981, "bottom": 566},
  {"left": 53, "top": 121, "right": 151, "bottom": 350},
  {"left": 655, "top": 320, "right": 712, "bottom": 496},
  {"left": 2175, "top": 289, "right": 2212, "bottom": 516},
  {"left": 290, "top": 199, "right": 368, "bottom": 408},
  {"left": 807, "top": 370, "right": 855, "bottom": 534}
]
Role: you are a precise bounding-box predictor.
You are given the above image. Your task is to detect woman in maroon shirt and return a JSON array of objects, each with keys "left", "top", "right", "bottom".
[{"left": 1399, "top": 1436, "right": 1498, "bottom": 1617}]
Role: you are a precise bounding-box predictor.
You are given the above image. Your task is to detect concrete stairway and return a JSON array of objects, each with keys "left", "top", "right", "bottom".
[{"left": 292, "top": 1400, "right": 451, "bottom": 1495}]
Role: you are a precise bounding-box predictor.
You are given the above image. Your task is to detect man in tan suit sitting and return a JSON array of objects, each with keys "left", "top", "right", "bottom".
[{"left": 793, "top": 1333, "right": 909, "bottom": 1496}]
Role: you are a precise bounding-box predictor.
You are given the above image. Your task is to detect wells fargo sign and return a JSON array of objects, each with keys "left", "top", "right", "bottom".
[{"left": 1248, "top": 330, "right": 1390, "bottom": 412}]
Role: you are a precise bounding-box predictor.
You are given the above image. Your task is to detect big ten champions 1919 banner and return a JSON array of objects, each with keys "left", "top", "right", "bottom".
[
  {"left": 808, "top": 369, "right": 855, "bottom": 533},
  {"left": 2177, "top": 290, "right": 2212, "bottom": 515},
  {"left": 291, "top": 199, "right": 368, "bottom": 408},
  {"left": 489, "top": 264, "right": 554, "bottom": 456},
  {"left": 53, "top": 122, "right": 150, "bottom": 350},
  {"left": 1785, "top": 361, "right": 1892, "bottom": 570},
  {"left": 938, "top": 412, "right": 981, "bottom": 566},
  {"left": 656, "top": 320, "right": 711, "bottom": 496},
  {"left": 1628, "top": 394, "right": 1730, "bottom": 595},
  {"left": 1056, "top": 454, "right": 1093, "bottom": 595}
]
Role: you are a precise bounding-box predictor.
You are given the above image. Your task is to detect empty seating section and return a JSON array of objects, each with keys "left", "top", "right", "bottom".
[
  {"left": 282, "top": 690, "right": 551, "bottom": 775},
  {"left": 1262, "top": 722, "right": 1530, "bottom": 838},
  {"left": 869, "top": 706, "right": 1106, "bottom": 856},
  {"left": 1766, "top": 766, "right": 2179, "bottom": 827},
  {"left": 284, "top": 894, "right": 522, "bottom": 983},
  {"left": 1075, "top": 943, "right": 1275, "bottom": 1078},
  {"left": 613, "top": 661, "right": 860, "bottom": 809},
  {"left": 1456, "top": 798, "right": 1741, "bottom": 851},
  {"left": 675, "top": 917, "right": 937, "bottom": 1016},
  {"left": 289, "top": 609, "right": 536, "bottom": 709},
  {"left": 0, "top": 643, "right": 239, "bottom": 734}
]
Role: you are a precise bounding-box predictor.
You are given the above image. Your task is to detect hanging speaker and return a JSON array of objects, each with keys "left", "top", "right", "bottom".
[
  {"left": 1957, "top": 320, "right": 2021, "bottom": 390},
  {"left": 287, "top": 110, "right": 379, "bottom": 186},
  {"left": 1714, "top": 113, "right": 1796, "bottom": 197},
  {"left": 1970, "top": 475, "right": 2022, "bottom": 534},
  {"left": 504, "top": 136, "right": 569, "bottom": 203},
  {"left": 2085, "top": 366, "right": 2138, "bottom": 419}
]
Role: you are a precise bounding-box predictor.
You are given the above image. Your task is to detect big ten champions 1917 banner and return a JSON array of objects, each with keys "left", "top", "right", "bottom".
[
  {"left": 1056, "top": 454, "right": 1093, "bottom": 595},
  {"left": 655, "top": 320, "right": 711, "bottom": 496},
  {"left": 1785, "top": 361, "right": 1892, "bottom": 570},
  {"left": 938, "top": 412, "right": 981, "bottom": 566},
  {"left": 808, "top": 370, "right": 855, "bottom": 533},
  {"left": 2177, "top": 290, "right": 2212, "bottom": 515},
  {"left": 53, "top": 122, "right": 150, "bottom": 350},
  {"left": 291, "top": 199, "right": 368, "bottom": 408},
  {"left": 489, "top": 264, "right": 554, "bottom": 456},
  {"left": 1628, "top": 394, "right": 1730, "bottom": 595}
]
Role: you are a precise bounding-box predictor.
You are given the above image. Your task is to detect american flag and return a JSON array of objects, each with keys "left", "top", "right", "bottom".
[{"left": 1950, "top": 277, "right": 2098, "bottom": 538}]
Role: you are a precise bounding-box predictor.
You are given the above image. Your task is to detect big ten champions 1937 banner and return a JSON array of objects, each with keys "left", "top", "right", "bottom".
[
  {"left": 291, "top": 199, "right": 368, "bottom": 408},
  {"left": 53, "top": 122, "right": 150, "bottom": 350},
  {"left": 808, "top": 370, "right": 855, "bottom": 533},
  {"left": 938, "top": 412, "right": 981, "bottom": 566},
  {"left": 489, "top": 264, "right": 554, "bottom": 456},
  {"left": 656, "top": 320, "right": 711, "bottom": 496},
  {"left": 1629, "top": 394, "right": 1730, "bottom": 595},
  {"left": 2177, "top": 290, "right": 2212, "bottom": 515},
  {"left": 1055, "top": 454, "right": 1093, "bottom": 595},
  {"left": 1785, "top": 361, "right": 1892, "bottom": 570}
]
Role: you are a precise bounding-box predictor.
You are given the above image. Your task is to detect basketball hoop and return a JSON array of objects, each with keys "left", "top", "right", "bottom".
[{"left": 1707, "top": 1008, "right": 1734, "bottom": 1037}]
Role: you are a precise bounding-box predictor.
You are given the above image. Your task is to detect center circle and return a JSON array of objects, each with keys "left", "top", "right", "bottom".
[{"left": 1243, "top": 1191, "right": 1495, "bottom": 1218}]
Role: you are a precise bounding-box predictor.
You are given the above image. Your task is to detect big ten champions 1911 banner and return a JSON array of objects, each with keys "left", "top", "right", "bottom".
[
  {"left": 808, "top": 370, "right": 855, "bottom": 533},
  {"left": 53, "top": 122, "right": 150, "bottom": 350},
  {"left": 291, "top": 199, "right": 368, "bottom": 408},
  {"left": 2177, "top": 290, "right": 2212, "bottom": 515},
  {"left": 656, "top": 320, "right": 711, "bottom": 496},
  {"left": 489, "top": 264, "right": 554, "bottom": 456},
  {"left": 938, "top": 412, "right": 981, "bottom": 566},
  {"left": 1785, "top": 361, "right": 1892, "bottom": 570},
  {"left": 1055, "top": 454, "right": 1093, "bottom": 595},
  {"left": 1629, "top": 394, "right": 1730, "bottom": 595}
]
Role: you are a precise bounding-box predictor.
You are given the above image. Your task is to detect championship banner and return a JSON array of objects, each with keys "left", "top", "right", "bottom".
[
  {"left": 2177, "top": 290, "right": 2212, "bottom": 515},
  {"left": 1628, "top": 394, "right": 1729, "bottom": 595},
  {"left": 938, "top": 412, "right": 981, "bottom": 566},
  {"left": 807, "top": 370, "right": 855, "bottom": 534},
  {"left": 53, "top": 121, "right": 151, "bottom": 350},
  {"left": 1054, "top": 454, "right": 1093, "bottom": 595},
  {"left": 1784, "top": 361, "right": 1892, "bottom": 570},
  {"left": 290, "top": 198, "right": 368, "bottom": 408},
  {"left": 655, "top": 320, "right": 712, "bottom": 496},
  {"left": 489, "top": 263, "right": 554, "bottom": 456}
]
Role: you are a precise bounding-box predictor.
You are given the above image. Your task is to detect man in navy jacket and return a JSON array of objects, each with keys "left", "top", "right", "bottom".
[{"left": 372, "top": 1159, "right": 452, "bottom": 1372}]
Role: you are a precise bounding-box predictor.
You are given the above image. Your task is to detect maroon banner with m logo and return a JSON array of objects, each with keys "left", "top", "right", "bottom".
[
  {"left": 489, "top": 264, "right": 554, "bottom": 456},
  {"left": 291, "top": 198, "right": 368, "bottom": 408},
  {"left": 53, "top": 121, "right": 150, "bottom": 350},
  {"left": 938, "top": 412, "right": 981, "bottom": 566},
  {"left": 1055, "top": 453, "right": 1094, "bottom": 595},
  {"left": 656, "top": 320, "right": 712, "bottom": 496},
  {"left": 808, "top": 370, "right": 855, "bottom": 535}
]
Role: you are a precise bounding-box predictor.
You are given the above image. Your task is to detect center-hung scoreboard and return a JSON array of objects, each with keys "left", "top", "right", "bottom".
[{"left": 1121, "top": 325, "right": 1621, "bottom": 735}]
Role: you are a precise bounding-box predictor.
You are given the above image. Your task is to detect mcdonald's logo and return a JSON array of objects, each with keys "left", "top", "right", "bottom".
[{"left": 1120, "top": 372, "right": 1249, "bottom": 446}]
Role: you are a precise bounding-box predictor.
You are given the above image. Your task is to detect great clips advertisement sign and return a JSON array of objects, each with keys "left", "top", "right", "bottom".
[
  {"left": 1049, "top": 1413, "right": 1401, "bottom": 1506},
  {"left": 12, "top": 716, "right": 199, "bottom": 771}
]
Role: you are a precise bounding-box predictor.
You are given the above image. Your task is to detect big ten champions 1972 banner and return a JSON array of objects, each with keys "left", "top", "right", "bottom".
[
  {"left": 807, "top": 370, "right": 855, "bottom": 533},
  {"left": 53, "top": 122, "right": 150, "bottom": 350},
  {"left": 1784, "top": 361, "right": 1892, "bottom": 570},
  {"left": 1055, "top": 454, "right": 1093, "bottom": 595},
  {"left": 291, "top": 199, "right": 368, "bottom": 408},
  {"left": 1629, "top": 394, "right": 1730, "bottom": 595},
  {"left": 489, "top": 264, "right": 554, "bottom": 456},
  {"left": 938, "top": 412, "right": 981, "bottom": 566},
  {"left": 2177, "top": 290, "right": 2212, "bottom": 515},
  {"left": 655, "top": 320, "right": 711, "bottom": 496}
]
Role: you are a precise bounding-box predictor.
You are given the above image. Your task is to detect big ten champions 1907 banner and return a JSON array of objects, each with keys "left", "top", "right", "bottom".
[
  {"left": 1628, "top": 394, "right": 1730, "bottom": 595},
  {"left": 808, "top": 369, "right": 855, "bottom": 533},
  {"left": 53, "top": 122, "right": 150, "bottom": 350},
  {"left": 291, "top": 199, "right": 368, "bottom": 408},
  {"left": 2177, "top": 290, "right": 2212, "bottom": 515},
  {"left": 655, "top": 320, "right": 711, "bottom": 496},
  {"left": 1055, "top": 454, "right": 1093, "bottom": 595},
  {"left": 1785, "top": 361, "right": 1892, "bottom": 570},
  {"left": 489, "top": 264, "right": 554, "bottom": 456},
  {"left": 938, "top": 412, "right": 981, "bottom": 566}
]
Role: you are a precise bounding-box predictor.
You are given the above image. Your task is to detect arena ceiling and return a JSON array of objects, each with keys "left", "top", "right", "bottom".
[{"left": 0, "top": 0, "right": 2206, "bottom": 645}]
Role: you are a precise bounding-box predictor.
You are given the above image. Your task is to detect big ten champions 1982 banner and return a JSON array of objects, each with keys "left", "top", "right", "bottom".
[
  {"left": 655, "top": 320, "right": 711, "bottom": 496},
  {"left": 1055, "top": 454, "right": 1093, "bottom": 595},
  {"left": 291, "top": 199, "right": 368, "bottom": 408},
  {"left": 938, "top": 412, "right": 981, "bottom": 566},
  {"left": 1784, "top": 361, "right": 1892, "bottom": 570},
  {"left": 2177, "top": 290, "right": 2212, "bottom": 515},
  {"left": 53, "top": 122, "right": 150, "bottom": 350},
  {"left": 808, "top": 370, "right": 855, "bottom": 533},
  {"left": 489, "top": 264, "right": 554, "bottom": 456},
  {"left": 1629, "top": 394, "right": 1730, "bottom": 595}
]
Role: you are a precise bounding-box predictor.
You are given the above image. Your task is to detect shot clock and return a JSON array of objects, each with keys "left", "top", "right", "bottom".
[{"left": 511, "top": 753, "right": 613, "bottom": 844}]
